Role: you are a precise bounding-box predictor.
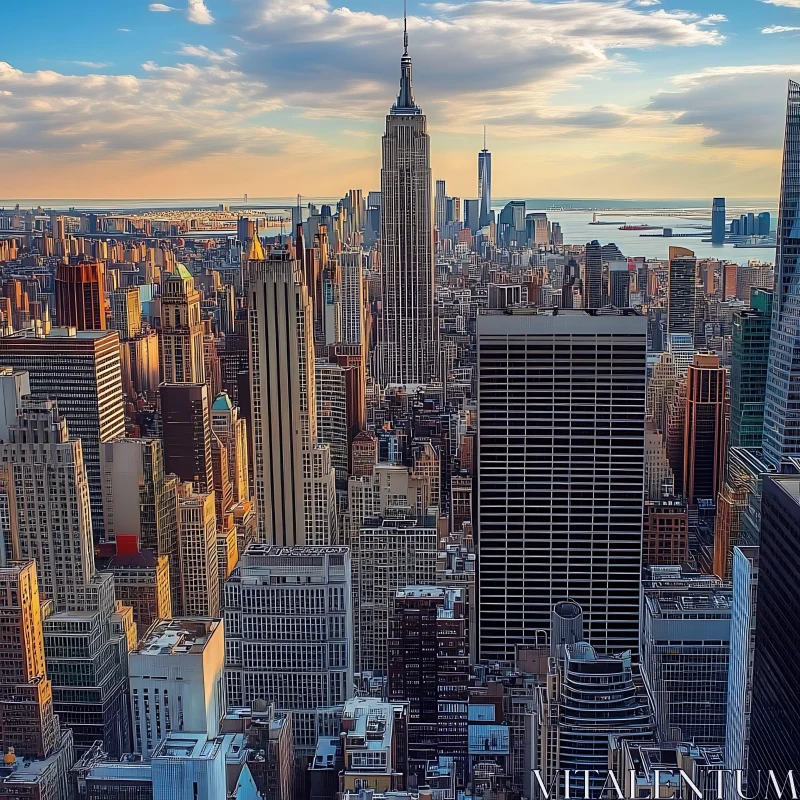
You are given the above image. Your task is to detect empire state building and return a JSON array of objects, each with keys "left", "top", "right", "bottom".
[{"left": 378, "top": 15, "right": 437, "bottom": 385}]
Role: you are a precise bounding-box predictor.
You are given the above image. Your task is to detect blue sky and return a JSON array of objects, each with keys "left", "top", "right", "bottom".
[{"left": 1, "top": 0, "right": 799, "bottom": 199}]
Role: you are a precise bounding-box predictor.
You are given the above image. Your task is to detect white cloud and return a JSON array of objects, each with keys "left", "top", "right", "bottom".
[
  {"left": 0, "top": 60, "right": 307, "bottom": 162},
  {"left": 762, "top": 25, "right": 800, "bottom": 33},
  {"left": 186, "top": 0, "right": 214, "bottom": 24},
  {"left": 176, "top": 44, "right": 237, "bottom": 62},
  {"left": 650, "top": 65, "right": 800, "bottom": 147},
  {"left": 148, "top": 3, "right": 177, "bottom": 11},
  {"left": 760, "top": 0, "right": 800, "bottom": 6},
  {"left": 118, "top": 28, "right": 132, "bottom": 32},
  {"left": 69, "top": 61, "right": 113, "bottom": 68},
  {"left": 228, "top": 0, "right": 724, "bottom": 129},
  {"left": 635, "top": 0, "right": 661, "bottom": 5}
]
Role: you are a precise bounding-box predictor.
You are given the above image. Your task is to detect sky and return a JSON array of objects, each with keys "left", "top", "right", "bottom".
[{"left": 1, "top": 0, "right": 799, "bottom": 201}]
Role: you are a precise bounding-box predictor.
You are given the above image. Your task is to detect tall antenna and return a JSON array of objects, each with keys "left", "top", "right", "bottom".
[
  {"left": 403, "top": 0, "right": 408, "bottom": 55},
  {"left": 483, "top": 125, "right": 487, "bottom": 151}
]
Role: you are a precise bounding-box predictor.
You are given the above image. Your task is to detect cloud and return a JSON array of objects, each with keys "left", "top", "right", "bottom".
[
  {"left": 228, "top": 0, "right": 724, "bottom": 129},
  {"left": 635, "top": 0, "right": 661, "bottom": 5},
  {"left": 649, "top": 65, "right": 800, "bottom": 147},
  {"left": 0, "top": 60, "right": 309, "bottom": 163},
  {"left": 176, "top": 44, "right": 237, "bottom": 62},
  {"left": 762, "top": 25, "right": 800, "bottom": 33},
  {"left": 760, "top": 0, "right": 800, "bottom": 6},
  {"left": 69, "top": 61, "right": 113, "bottom": 68},
  {"left": 186, "top": 0, "right": 214, "bottom": 24},
  {"left": 148, "top": 3, "right": 177, "bottom": 11},
  {"left": 118, "top": 28, "right": 132, "bottom": 32}
]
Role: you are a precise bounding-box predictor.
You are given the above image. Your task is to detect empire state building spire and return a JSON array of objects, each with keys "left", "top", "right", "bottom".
[{"left": 392, "top": 1, "right": 421, "bottom": 115}]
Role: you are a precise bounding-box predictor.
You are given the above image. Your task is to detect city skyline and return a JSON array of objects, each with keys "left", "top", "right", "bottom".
[{"left": 2, "top": 0, "right": 800, "bottom": 199}]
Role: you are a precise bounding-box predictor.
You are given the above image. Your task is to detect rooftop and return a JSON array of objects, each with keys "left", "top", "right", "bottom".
[{"left": 136, "top": 618, "right": 221, "bottom": 656}]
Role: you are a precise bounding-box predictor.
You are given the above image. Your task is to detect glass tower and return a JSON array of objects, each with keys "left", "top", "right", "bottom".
[{"left": 762, "top": 81, "right": 800, "bottom": 465}]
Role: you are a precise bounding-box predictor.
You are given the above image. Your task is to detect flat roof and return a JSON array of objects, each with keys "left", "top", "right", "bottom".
[
  {"left": 478, "top": 308, "right": 646, "bottom": 337},
  {"left": 136, "top": 618, "right": 220, "bottom": 656}
]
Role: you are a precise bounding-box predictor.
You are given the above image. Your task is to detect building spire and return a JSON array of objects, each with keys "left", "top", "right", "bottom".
[
  {"left": 392, "top": 0, "right": 420, "bottom": 114},
  {"left": 404, "top": 0, "right": 408, "bottom": 55},
  {"left": 483, "top": 125, "right": 487, "bottom": 151}
]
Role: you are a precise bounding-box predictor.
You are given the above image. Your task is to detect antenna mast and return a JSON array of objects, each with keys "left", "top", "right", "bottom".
[{"left": 403, "top": 0, "right": 408, "bottom": 55}]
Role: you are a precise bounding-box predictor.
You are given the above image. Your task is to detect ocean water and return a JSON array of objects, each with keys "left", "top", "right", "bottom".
[{"left": 0, "top": 196, "right": 778, "bottom": 265}]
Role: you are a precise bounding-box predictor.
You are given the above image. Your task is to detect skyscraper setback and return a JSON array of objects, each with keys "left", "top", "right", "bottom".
[{"left": 378, "top": 16, "right": 437, "bottom": 385}]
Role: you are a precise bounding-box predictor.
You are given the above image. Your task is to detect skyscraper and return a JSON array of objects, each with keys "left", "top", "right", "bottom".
[
  {"left": 683, "top": 352, "right": 727, "bottom": 505},
  {"left": 435, "top": 179, "right": 447, "bottom": 233},
  {"left": 1, "top": 399, "right": 95, "bottom": 610},
  {"left": 584, "top": 240, "right": 603, "bottom": 309},
  {"left": 0, "top": 328, "right": 126, "bottom": 538},
  {"left": 478, "top": 129, "right": 492, "bottom": 228},
  {"left": 159, "top": 264, "right": 206, "bottom": 384},
  {"left": 762, "top": 81, "right": 800, "bottom": 465},
  {"left": 748, "top": 474, "right": 800, "bottom": 785},
  {"left": 247, "top": 242, "right": 336, "bottom": 546},
  {"left": 477, "top": 310, "right": 647, "bottom": 660},
  {"left": 378, "top": 16, "right": 436, "bottom": 385},
  {"left": 160, "top": 383, "right": 213, "bottom": 495},
  {"left": 223, "top": 544, "right": 354, "bottom": 760},
  {"left": 667, "top": 246, "right": 699, "bottom": 342},
  {"left": 730, "top": 288, "right": 773, "bottom": 449},
  {"left": 55, "top": 259, "right": 107, "bottom": 330},
  {"left": 711, "top": 197, "right": 726, "bottom": 244}
]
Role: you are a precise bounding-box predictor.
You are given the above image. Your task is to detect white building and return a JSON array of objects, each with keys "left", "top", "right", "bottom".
[
  {"left": 339, "top": 251, "right": 366, "bottom": 347},
  {"left": 224, "top": 544, "right": 353, "bottom": 757},
  {"left": 130, "top": 618, "right": 225, "bottom": 759},
  {"left": 178, "top": 485, "right": 220, "bottom": 617}
]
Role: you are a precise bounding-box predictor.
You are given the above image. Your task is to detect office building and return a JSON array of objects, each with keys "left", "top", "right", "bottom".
[
  {"left": 130, "top": 618, "right": 225, "bottom": 758},
  {"left": 388, "top": 586, "right": 469, "bottom": 785},
  {"left": 583, "top": 240, "right": 603, "bottom": 309},
  {"left": 477, "top": 310, "right": 646, "bottom": 660},
  {"left": 352, "top": 515, "right": 437, "bottom": 673},
  {"left": 339, "top": 697, "right": 409, "bottom": 795},
  {"left": 667, "top": 246, "right": 699, "bottom": 343},
  {"left": 435, "top": 179, "right": 447, "bottom": 232},
  {"left": 177, "top": 484, "right": 219, "bottom": 618},
  {"left": 642, "top": 568, "right": 731, "bottom": 745},
  {"left": 1, "top": 399, "right": 95, "bottom": 610},
  {"left": 0, "top": 560, "right": 61, "bottom": 760},
  {"left": 248, "top": 243, "right": 337, "bottom": 546},
  {"left": 315, "top": 359, "right": 349, "bottom": 488},
  {"left": 712, "top": 197, "right": 726, "bottom": 244},
  {"left": 351, "top": 430, "right": 378, "bottom": 477},
  {"left": 339, "top": 251, "right": 366, "bottom": 347},
  {"left": 536, "top": 641, "right": 655, "bottom": 798},
  {"left": 0, "top": 367, "right": 29, "bottom": 443},
  {"left": 101, "top": 550, "right": 172, "bottom": 633},
  {"left": 160, "top": 383, "right": 213, "bottom": 494},
  {"left": 0, "top": 328, "right": 126, "bottom": 538},
  {"left": 224, "top": 544, "right": 353, "bottom": 758},
  {"left": 610, "top": 741, "right": 726, "bottom": 800},
  {"left": 464, "top": 199, "right": 480, "bottom": 234},
  {"left": 378, "top": 20, "right": 437, "bottom": 385},
  {"left": 110, "top": 286, "right": 143, "bottom": 339},
  {"left": 43, "top": 571, "right": 132, "bottom": 757},
  {"left": 763, "top": 81, "right": 800, "bottom": 464},
  {"left": 645, "top": 418, "right": 675, "bottom": 501},
  {"left": 642, "top": 500, "right": 688, "bottom": 566},
  {"left": 55, "top": 259, "right": 107, "bottom": 330},
  {"left": 730, "top": 289, "right": 773, "bottom": 448},
  {"left": 211, "top": 392, "right": 250, "bottom": 505},
  {"left": 158, "top": 264, "right": 206, "bottom": 384},
  {"left": 101, "top": 437, "right": 180, "bottom": 617},
  {"left": 726, "top": 546, "right": 759, "bottom": 782},
  {"left": 748, "top": 474, "right": 800, "bottom": 783},
  {"left": 609, "top": 260, "right": 631, "bottom": 308},
  {"left": 684, "top": 353, "right": 727, "bottom": 505}
]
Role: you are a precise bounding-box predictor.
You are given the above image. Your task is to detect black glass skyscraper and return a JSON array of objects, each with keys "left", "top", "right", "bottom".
[{"left": 748, "top": 474, "right": 800, "bottom": 787}]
